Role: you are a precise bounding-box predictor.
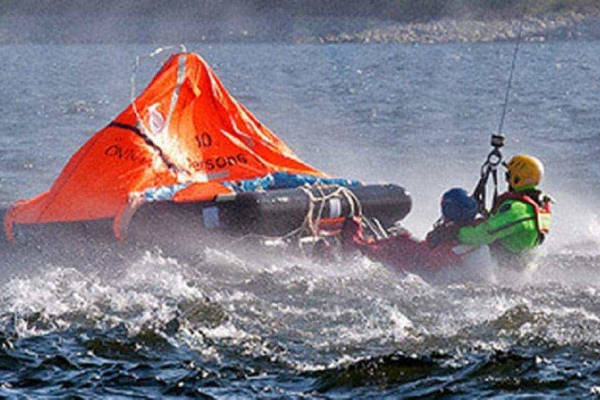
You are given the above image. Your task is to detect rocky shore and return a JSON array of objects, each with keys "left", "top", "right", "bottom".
[
  {"left": 299, "top": 12, "right": 600, "bottom": 44},
  {"left": 1, "top": 6, "right": 599, "bottom": 45}
]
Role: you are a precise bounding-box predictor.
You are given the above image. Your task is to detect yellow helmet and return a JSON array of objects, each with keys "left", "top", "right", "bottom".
[{"left": 506, "top": 155, "right": 544, "bottom": 190}]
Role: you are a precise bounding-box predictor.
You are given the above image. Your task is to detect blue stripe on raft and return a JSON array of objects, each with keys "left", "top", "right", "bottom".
[
  {"left": 223, "top": 172, "right": 360, "bottom": 193},
  {"left": 141, "top": 173, "right": 360, "bottom": 202},
  {"left": 144, "top": 183, "right": 190, "bottom": 202}
]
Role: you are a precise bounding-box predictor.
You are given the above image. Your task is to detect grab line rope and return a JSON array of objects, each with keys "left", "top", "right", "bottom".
[{"left": 224, "top": 184, "right": 364, "bottom": 249}]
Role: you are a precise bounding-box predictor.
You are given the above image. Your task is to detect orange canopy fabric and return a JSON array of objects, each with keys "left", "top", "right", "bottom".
[{"left": 5, "top": 53, "right": 325, "bottom": 241}]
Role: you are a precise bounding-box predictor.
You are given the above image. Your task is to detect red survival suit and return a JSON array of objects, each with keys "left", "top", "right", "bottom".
[{"left": 341, "top": 217, "right": 476, "bottom": 273}]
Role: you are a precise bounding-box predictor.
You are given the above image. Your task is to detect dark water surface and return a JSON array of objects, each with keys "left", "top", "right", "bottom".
[{"left": 1, "top": 42, "right": 600, "bottom": 397}]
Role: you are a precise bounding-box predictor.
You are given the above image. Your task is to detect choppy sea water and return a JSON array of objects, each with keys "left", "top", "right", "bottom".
[{"left": 1, "top": 42, "right": 600, "bottom": 397}]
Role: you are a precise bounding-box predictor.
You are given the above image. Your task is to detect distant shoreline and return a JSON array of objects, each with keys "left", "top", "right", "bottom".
[
  {"left": 299, "top": 12, "right": 600, "bottom": 44},
  {"left": 0, "top": 10, "right": 599, "bottom": 45}
]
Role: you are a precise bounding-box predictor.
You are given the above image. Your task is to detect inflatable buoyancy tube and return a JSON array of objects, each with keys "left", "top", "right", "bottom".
[
  {"left": 2, "top": 184, "right": 412, "bottom": 245},
  {"left": 207, "top": 184, "right": 412, "bottom": 236}
]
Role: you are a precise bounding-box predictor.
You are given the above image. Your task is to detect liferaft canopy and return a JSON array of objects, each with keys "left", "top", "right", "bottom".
[{"left": 4, "top": 53, "right": 326, "bottom": 241}]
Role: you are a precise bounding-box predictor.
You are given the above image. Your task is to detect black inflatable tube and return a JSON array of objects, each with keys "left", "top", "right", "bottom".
[
  {"left": 212, "top": 184, "right": 412, "bottom": 236},
  {"left": 0, "top": 184, "right": 411, "bottom": 246}
]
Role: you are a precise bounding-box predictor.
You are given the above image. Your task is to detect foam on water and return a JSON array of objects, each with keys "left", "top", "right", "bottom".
[
  {"left": 1, "top": 233, "right": 600, "bottom": 395},
  {"left": 3, "top": 242, "right": 597, "bottom": 354}
]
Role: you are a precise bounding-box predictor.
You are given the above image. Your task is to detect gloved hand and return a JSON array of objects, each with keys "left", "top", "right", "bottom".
[{"left": 426, "top": 223, "right": 460, "bottom": 249}]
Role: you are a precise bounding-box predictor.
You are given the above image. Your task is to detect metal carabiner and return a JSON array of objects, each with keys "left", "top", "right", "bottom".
[{"left": 486, "top": 148, "right": 503, "bottom": 168}]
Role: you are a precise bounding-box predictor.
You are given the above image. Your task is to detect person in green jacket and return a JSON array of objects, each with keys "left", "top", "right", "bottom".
[{"left": 457, "top": 154, "right": 552, "bottom": 265}]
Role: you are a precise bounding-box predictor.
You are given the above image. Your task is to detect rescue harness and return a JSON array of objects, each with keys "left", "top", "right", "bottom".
[{"left": 472, "top": 133, "right": 505, "bottom": 216}]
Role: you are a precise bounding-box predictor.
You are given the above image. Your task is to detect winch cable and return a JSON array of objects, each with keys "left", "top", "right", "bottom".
[
  {"left": 472, "top": 21, "right": 524, "bottom": 215},
  {"left": 498, "top": 21, "right": 524, "bottom": 136}
]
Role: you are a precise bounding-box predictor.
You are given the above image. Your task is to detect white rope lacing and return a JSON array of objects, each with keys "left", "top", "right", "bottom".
[
  {"left": 224, "top": 184, "right": 364, "bottom": 250},
  {"left": 297, "top": 184, "right": 362, "bottom": 238}
]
